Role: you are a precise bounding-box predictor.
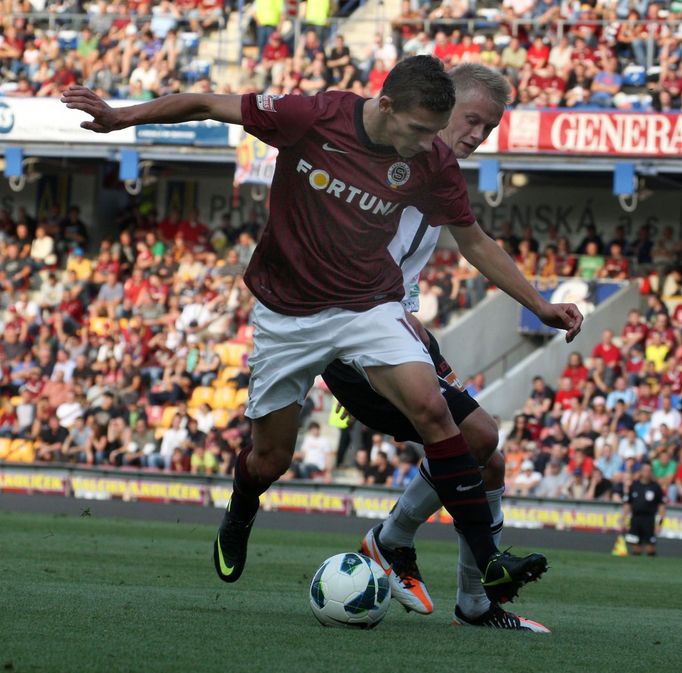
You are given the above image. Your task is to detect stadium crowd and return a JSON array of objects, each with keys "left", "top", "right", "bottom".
[
  {"left": 0, "top": 1, "right": 681, "bottom": 505},
  {"left": 0, "top": 0, "right": 681, "bottom": 110},
  {"left": 0, "top": 198, "right": 681, "bottom": 507}
]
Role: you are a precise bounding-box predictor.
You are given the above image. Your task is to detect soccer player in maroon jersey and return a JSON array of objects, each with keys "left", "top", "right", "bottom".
[
  {"left": 62, "top": 56, "right": 581, "bottom": 602},
  {"left": 323, "top": 64, "right": 579, "bottom": 630}
]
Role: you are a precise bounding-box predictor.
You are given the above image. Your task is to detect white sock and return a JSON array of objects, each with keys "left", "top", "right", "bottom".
[
  {"left": 456, "top": 486, "right": 504, "bottom": 618},
  {"left": 380, "top": 462, "right": 441, "bottom": 549}
]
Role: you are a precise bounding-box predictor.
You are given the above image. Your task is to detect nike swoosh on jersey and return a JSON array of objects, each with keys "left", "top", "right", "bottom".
[
  {"left": 322, "top": 142, "right": 349, "bottom": 154},
  {"left": 456, "top": 480, "right": 483, "bottom": 492}
]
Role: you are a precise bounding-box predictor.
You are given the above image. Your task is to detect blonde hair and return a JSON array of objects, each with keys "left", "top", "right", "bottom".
[{"left": 448, "top": 63, "right": 512, "bottom": 109}]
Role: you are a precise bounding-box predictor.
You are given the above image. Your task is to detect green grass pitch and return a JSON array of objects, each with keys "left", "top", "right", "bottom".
[{"left": 0, "top": 510, "right": 679, "bottom": 673}]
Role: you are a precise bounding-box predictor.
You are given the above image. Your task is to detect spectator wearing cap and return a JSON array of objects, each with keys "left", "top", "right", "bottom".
[
  {"left": 535, "top": 458, "right": 570, "bottom": 498},
  {"left": 66, "top": 248, "right": 93, "bottom": 283},
  {"left": 510, "top": 459, "right": 542, "bottom": 496},
  {"left": 587, "top": 396, "right": 610, "bottom": 432},
  {"left": 611, "top": 399, "right": 635, "bottom": 433}
]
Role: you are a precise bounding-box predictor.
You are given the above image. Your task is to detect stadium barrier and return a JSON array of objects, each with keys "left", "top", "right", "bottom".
[{"left": 1, "top": 462, "right": 680, "bottom": 540}]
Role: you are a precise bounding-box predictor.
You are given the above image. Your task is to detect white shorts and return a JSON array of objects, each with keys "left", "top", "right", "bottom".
[{"left": 246, "top": 301, "right": 433, "bottom": 419}]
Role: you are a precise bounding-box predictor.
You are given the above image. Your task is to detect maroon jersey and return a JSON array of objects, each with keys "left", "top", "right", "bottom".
[{"left": 241, "top": 91, "right": 474, "bottom": 316}]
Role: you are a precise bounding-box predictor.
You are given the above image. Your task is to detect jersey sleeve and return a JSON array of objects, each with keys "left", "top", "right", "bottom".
[
  {"left": 240, "top": 93, "right": 322, "bottom": 148},
  {"left": 413, "top": 147, "right": 476, "bottom": 228}
]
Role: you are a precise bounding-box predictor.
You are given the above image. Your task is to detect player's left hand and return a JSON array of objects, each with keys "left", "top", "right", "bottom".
[{"left": 537, "top": 302, "right": 584, "bottom": 343}]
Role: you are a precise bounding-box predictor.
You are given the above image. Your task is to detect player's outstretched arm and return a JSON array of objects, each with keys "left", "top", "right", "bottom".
[
  {"left": 449, "top": 221, "right": 583, "bottom": 343},
  {"left": 61, "top": 86, "right": 243, "bottom": 133}
]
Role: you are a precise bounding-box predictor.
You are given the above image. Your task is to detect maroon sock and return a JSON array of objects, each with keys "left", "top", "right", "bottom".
[
  {"left": 230, "top": 448, "right": 269, "bottom": 521},
  {"left": 424, "top": 435, "right": 497, "bottom": 572}
]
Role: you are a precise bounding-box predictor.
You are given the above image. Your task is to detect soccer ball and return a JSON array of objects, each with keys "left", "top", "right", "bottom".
[{"left": 309, "top": 552, "right": 391, "bottom": 628}]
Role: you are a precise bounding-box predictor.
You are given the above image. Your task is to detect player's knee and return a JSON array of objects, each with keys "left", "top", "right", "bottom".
[
  {"left": 461, "top": 411, "right": 498, "bottom": 465},
  {"left": 481, "top": 450, "right": 505, "bottom": 490},
  {"left": 251, "top": 449, "right": 292, "bottom": 483},
  {"left": 408, "top": 390, "right": 452, "bottom": 431}
]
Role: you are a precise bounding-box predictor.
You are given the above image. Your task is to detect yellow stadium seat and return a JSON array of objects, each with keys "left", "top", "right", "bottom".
[
  {"left": 212, "top": 409, "right": 231, "bottom": 428},
  {"left": 10, "top": 396, "right": 23, "bottom": 408},
  {"left": 213, "top": 387, "right": 236, "bottom": 410},
  {"left": 154, "top": 428, "right": 166, "bottom": 440},
  {"left": 160, "top": 406, "right": 180, "bottom": 428},
  {"left": 233, "top": 388, "right": 249, "bottom": 408},
  {"left": 0, "top": 438, "right": 12, "bottom": 460},
  {"left": 8, "top": 439, "right": 35, "bottom": 463},
  {"left": 214, "top": 342, "right": 249, "bottom": 367},
  {"left": 213, "top": 366, "right": 241, "bottom": 386},
  {"left": 189, "top": 386, "right": 214, "bottom": 408}
]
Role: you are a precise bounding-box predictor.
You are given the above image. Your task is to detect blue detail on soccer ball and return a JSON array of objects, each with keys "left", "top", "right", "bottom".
[
  {"left": 344, "top": 574, "right": 377, "bottom": 615},
  {"left": 310, "top": 561, "right": 328, "bottom": 609},
  {"left": 339, "top": 553, "right": 363, "bottom": 575},
  {"left": 376, "top": 574, "right": 390, "bottom": 603}
]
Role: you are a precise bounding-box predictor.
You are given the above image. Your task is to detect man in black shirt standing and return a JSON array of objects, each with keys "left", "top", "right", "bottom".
[{"left": 623, "top": 463, "right": 666, "bottom": 556}]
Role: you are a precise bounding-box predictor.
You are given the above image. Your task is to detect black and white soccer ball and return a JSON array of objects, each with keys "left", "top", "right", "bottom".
[{"left": 309, "top": 552, "right": 391, "bottom": 628}]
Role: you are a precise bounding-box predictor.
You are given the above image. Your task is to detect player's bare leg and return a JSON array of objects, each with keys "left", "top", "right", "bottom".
[{"left": 214, "top": 403, "right": 301, "bottom": 583}]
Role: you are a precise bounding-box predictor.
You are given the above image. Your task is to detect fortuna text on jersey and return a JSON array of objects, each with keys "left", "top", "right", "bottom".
[{"left": 297, "top": 159, "right": 403, "bottom": 217}]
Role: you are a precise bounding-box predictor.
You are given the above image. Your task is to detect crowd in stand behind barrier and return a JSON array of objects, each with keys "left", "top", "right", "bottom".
[
  {"left": 0, "top": 200, "right": 680, "bottom": 507},
  {"left": 0, "top": 202, "right": 258, "bottom": 475},
  {"left": 1, "top": 1, "right": 681, "bottom": 110}
]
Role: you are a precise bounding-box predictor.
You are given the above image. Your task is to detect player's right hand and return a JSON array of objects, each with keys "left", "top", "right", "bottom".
[{"left": 61, "top": 86, "right": 120, "bottom": 133}]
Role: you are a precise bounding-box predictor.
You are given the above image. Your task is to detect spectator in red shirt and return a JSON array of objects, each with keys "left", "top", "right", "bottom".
[
  {"left": 598, "top": 242, "right": 630, "bottom": 280},
  {"left": 648, "top": 311, "right": 678, "bottom": 350},
  {"left": 36, "top": 57, "right": 77, "bottom": 97},
  {"left": 592, "top": 328, "right": 622, "bottom": 386},
  {"left": 555, "top": 375, "right": 582, "bottom": 411},
  {"left": 562, "top": 351, "right": 589, "bottom": 389},
  {"left": 624, "top": 344, "right": 646, "bottom": 385},
  {"left": 535, "top": 63, "right": 566, "bottom": 106},
  {"left": 124, "top": 268, "right": 151, "bottom": 307},
  {"left": 622, "top": 308, "right": 648, "bottom": 354},
  {"left": 527, "top": 35, "right": 550, "bottom": 69},
  {"left": 159, "top": 207, "right": 186, "bottom": 243},
  {"left": 570, "top": 36, "right": 597, "bottom": 75},
  {"left": 432, "top": 31, "right": 457, "bottom": 65},
  {"left": 455, "top": 33, "right": 481, "bottom": 63},
  {"left": 178, "top": 209, "right": 210, "bottom": 251},
  {"left": 259, "top": 31, "right": 290, "bottom": 89}
]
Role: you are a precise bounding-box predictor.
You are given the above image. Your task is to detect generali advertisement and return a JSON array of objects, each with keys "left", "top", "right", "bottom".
[{"left": 493, "top": 109, "right": 682, "bottom": 157}]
